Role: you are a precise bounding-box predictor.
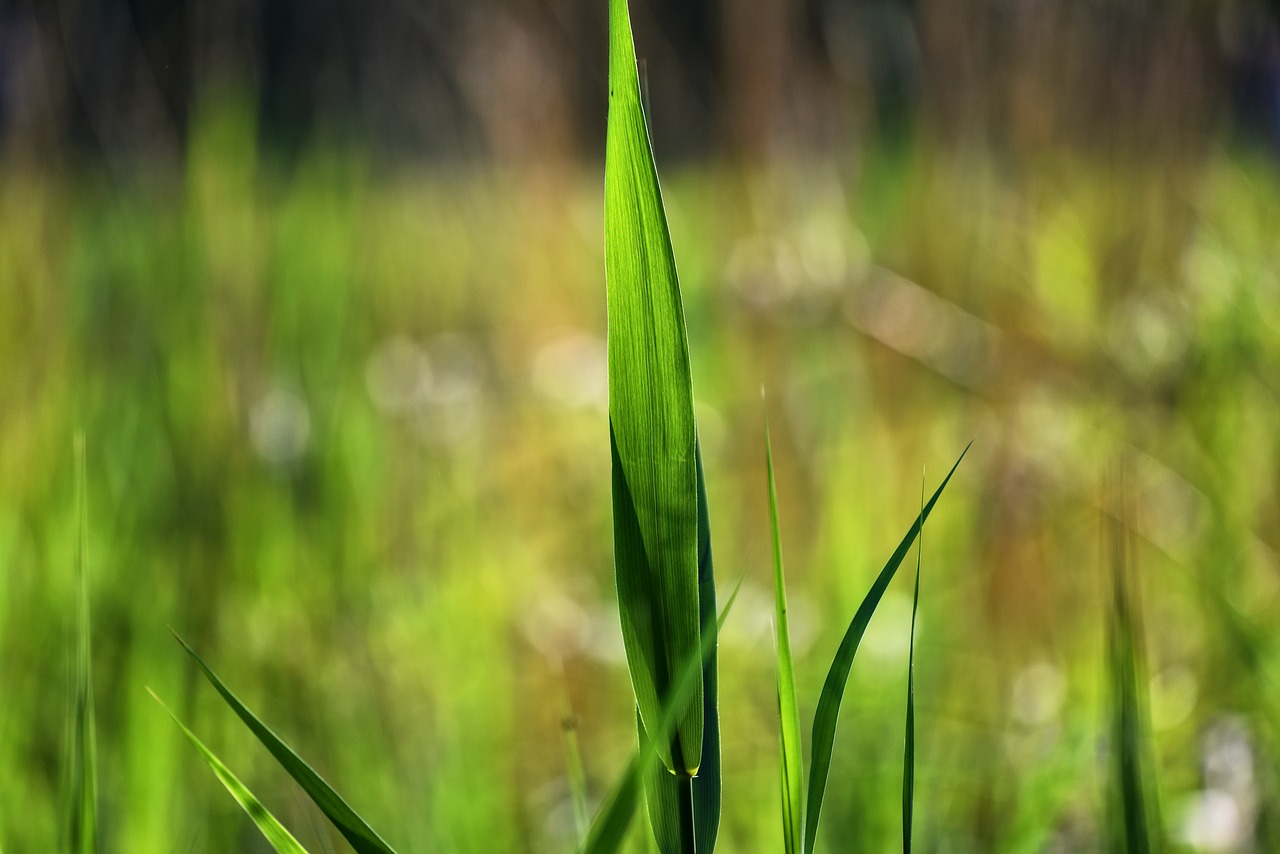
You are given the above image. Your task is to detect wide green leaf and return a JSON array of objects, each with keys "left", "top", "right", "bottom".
[
  {"left": 803, "top": 444, "right": 969, "bottom": 854},
  {"left": 642, "top": 446, "right": 721, "bottom": 853},
  {"left": 766, "top": 423, "right": 803, "bottom": 854},
  {"left": 69, "top": 434, "right": 97, "bottom": 854},
  {"left": 174, "top": 634, "right": 399, "bottom": 854},
  {"left": 581, "top": 578, "right": 741, "bottom": 854},
  {"left": 606, "top": 0, "right": 702, "bottom": 776},
  {"left": 150, "top": 690, "right": 309, "bottom": 854}
]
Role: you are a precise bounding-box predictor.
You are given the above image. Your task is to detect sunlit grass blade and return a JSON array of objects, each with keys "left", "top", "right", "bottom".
[
  {"left": 582, "top": 578, "right": 742, "bottom": 854},
  {"left": 173, "top": 633, "right": 399, "bottom": 854},
  {"left": 606, "top": 0, "right": 703, "bottom": 776},
  {"left": 150, "top": 690, "right": 309, "bottom": 854},
  {"left": 642, "top": 446, "right": 721, "bottom": 853},
  {"left": 1105, "top": 480, "right": 1160, "bottom": 853},
  {"left": 69, "top": 433, "right": 97, "bottom": 854},
  {"left": 803, "top": 443, "right": 969, "bottom": 854},
  {"left": 766, "top": 421, "right": 803, "bottom": 854},
  {"left": 903, "top": 474, "right": 925, "bottom": 854}
]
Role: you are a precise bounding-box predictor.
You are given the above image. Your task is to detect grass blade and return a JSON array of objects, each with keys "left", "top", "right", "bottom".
[
  {"left": 150, "top": 690, "right": 309, "bottom": 854},
  {"left": 903, "top": 474, "right": 925, "bottom": 854},
  {"left": 173, "top": 633, "right": 399, "bottom": 854},
  {"left": 606, "top": 0, "right": 703, "bottom": 776},
  {"left": 766, "top": 422, "right": 803, "bottom": 854},
  {"left": 69, "top": 433, "right": 97, "bottom": 854},
  {"left": 1106, "top": 476, "right": 1160, "bottom": 853},
  {"left": 582, "top": 578, "right": 742, "bottom": 854},
  {"left": 642, "top": 445, "right": 721, "bottom": 853},
  {"left": 803, "top": 443, "right": 969, "bottom": 854},
  {"left": 559, "top": 678, "right": 591, "bottom": 844}
]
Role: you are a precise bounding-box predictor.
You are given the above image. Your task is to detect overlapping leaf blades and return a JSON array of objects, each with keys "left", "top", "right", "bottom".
[
  {"left": 606, "top": 0, "right": 703, "bottom": 780},
  {"left": 151, "top": 691, "right": 308, "bottom": 854},
  {"left": 173, "top": 634, "right": 399, "bottom": 854}
]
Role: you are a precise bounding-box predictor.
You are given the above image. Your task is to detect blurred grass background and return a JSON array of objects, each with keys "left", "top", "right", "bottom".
[{"left": 2, "top": 0, "right": 1280, "bottom": 851}]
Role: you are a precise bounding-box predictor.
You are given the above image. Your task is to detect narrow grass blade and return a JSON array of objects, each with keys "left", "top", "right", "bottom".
[
  {"left": 150, "top": 690, "right": 309, "bottom": 854},
  {"left": 606, "top": 0, "right": 702, "bottom": 776},
  {"left": 642, "top": 446, "right": 721, "bottom": 853},
  {"left": 69, "top": 433, "right": 98, "bottom": 854},
  {"left": 557, "top": 665, "right": 591, "bottom": 844},
  {"left": 766, "top": 422, "right": 803, "bottom": 854},
  {"left": 803, "top": 444, "right": 969, "bottom": 854},
  {"left": 582, "top": 578, "right": 741, "bottom": 854},
  {"left": 903, "top": 474, "right": 925, "bottom": 854},
  {"left": 1105, "top": 478, "right": 1160, "bottom": 853},
  {"left": 173, "top": 634, "right": 399, "bottom": 854}
]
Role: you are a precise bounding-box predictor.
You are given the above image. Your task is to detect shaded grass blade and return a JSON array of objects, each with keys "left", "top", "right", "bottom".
[
  {"left": 69, "top": 433, "right": 97, "bottom": 854},
  {"left": 766, "top": 422, "right": 803, "bottom": 854},
  {"left": 803, "top": 443, "right": 969, "bottom": 854},
  {"left": 606, "top": 0, "right": 703, "bottom": 776},
  {"left": 150, "top": 690, "right": 309, "bottom": 854},
  {"left": 642, "top": 445, "right": 721, "bottom": 853},
  {"left": 558, "top": 679, "right": 591, "bottom": 844},
  {"left": 1105, "top": 479, "right": 1160, "bottom": 853},
  {"left": 582, "top": 578, "right": 742, "bottom": 854},
  {"left": 903, "top": 474, "right": 925, "bottom": 854},
  {"left": 173, "top": 633, "right": 399, "bottom": 854}
]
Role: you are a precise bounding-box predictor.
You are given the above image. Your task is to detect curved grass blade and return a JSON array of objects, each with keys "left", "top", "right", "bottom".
[
  {"left": 150, "top": 690, "right": 309, "bottom": 854},
  {"left": 903, "top": 474, "right": 925, "bottom": 854},
  {"left": 173, "top": 633, "right": 399, "bottom": 854},
  {"left": 642, "top": 445, "right": 721, "bottom": 853},
  {"left": 606, "top": 0, "right": 702, "bottom": 776},
  {"left": 69, "top": 433, "right": 98, "bottom": 854},
  {"left": 766, "top": 422, "right": 803, "bottom": 854},
  {"left": 803, "top": 443, "right": 970, "bottom": 854},
  {"left": 582, "top": 578, "right": 742, "bottom": 854}
]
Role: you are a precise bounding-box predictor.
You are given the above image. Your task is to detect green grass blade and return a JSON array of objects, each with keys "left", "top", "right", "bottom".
[
  {"left": 766, "top": 422, "right": 803, "bottom": 854},
  {"left": 560, "top": 688, "right": 591, "bottom": 844},
  {"left": 903, "top": 474, "right": 925, "bottom": 854},
  {"left": 173, "top": 633, "right": 400, "bottom": 854},
  {"left": 69, "top": 433, "right": 97, "bottom": 854},
  {"left": 150, "top": 690, "right": 309, "bottom": 854},
  {"left": 606, "top": 0, "right": 702, "bottom": 776},
  {"left": 1106, "top": 483, "right": 1160, "bottom": 853},
  {"left": 641, "top": 446, "right": 721, "bottom": 853},
  {"left": 803, "top": 443, "right": 969, "bottom": 854},
  {"left": 582, "top": 578, "right": 742, "bottom": 854}
]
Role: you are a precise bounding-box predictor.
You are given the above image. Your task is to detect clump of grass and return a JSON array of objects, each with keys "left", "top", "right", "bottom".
[{"left": 767, "top": 427, "right": 965, "bottom": 854}]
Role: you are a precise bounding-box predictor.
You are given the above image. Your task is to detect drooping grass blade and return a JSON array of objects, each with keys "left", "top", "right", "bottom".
[
  {"left": 1105, "top": 478, "right": 1160, "bottom": 853},
  {"left": 766, "top": 422, "right": 803, "bottom": 854},
  {"left": 150, "top": 690, "right": 309, "bottom": 854},
  {"left": 903, "top": 474, "right": 925, "bottom": 854},
  {"left": 606, "top": 0, "right": 703, "bottom": 777},
  {"left": 581, "top": 578, "right": 742, "bottom": 854},
  {"left": 641, "top": 445, "right": 721, "bottom": 853},
  {"left": 803, "top": 443, "right": 969, "bottom": 854},
  {"left": 173, "top": 633, "right": 400, "bottom": 854},
  {"left": 69, "top": 433, "right": 98, "bottom": 854}
]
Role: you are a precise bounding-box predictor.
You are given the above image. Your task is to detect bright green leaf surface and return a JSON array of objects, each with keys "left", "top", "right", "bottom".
[
  {"left": 606, "top": 0, "right": 702, "bottom": 776},
  {"left": 642, "top": 446, "right": 721, "bottom": 853},
  {"left": 582, "top": 578, "right": 741, "bottom": 854}
]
